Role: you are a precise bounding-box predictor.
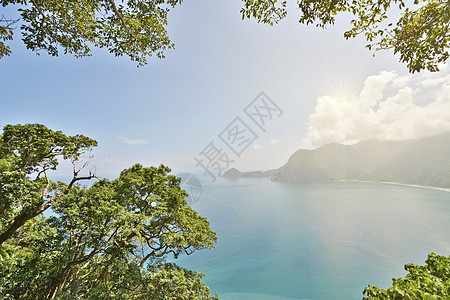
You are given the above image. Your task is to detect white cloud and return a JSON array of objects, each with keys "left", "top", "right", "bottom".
[
  {"left": 253, "top": 144, "right": 264, "bottom": 150},
  {"left": 118, "top": 136, "right": 148, "bottom": 145},
  {"left": 418, "top": 75, "right": 450, "bottom": 88},
  {"left": 270, "top": 139, "right": 280, "bottom": 145},
  {"left": 102, "top": 157, "right": 118, "bottom": 164},
  {"left": 304, "top": 66, "right": 450, "bottom": 147}
]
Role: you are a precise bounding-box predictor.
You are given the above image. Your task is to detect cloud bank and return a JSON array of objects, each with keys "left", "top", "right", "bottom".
[{"left": 304, "top": 66, "right": 450, "bottom": 147}]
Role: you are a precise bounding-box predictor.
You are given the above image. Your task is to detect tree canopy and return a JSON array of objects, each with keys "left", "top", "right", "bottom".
[
  {"left": 0, "top": 0, "right": 182, "bottom": 65},
  {"left": 0, "top": 123, "right": 218, "bottom": 299},
  {"left": 1, "top": 0, "right": 449, "bottom": 71},
  {"left": 241, "top": 0, "right": 450, "bottom": 73},
  {"left": 363, "top": 252, "right": 450, "bottom": 299}
]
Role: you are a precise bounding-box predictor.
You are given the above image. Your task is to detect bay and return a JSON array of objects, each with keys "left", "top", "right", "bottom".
[{"left": 176, "top": 178, "right": 450, "bottom": 300}]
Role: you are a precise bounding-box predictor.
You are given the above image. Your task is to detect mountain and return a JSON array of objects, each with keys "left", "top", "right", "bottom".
[
  {"left": 223, "top": 168, "right": 277, "bottom": 179},
  {"left": 225, "top": 132, "right": 450, "bottom": 188},
  {"left": 366, "top": 133, "right": 450, "bottom": 187}
]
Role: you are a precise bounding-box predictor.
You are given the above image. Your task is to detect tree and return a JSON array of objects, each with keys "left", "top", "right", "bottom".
[
  {"left": 363, "top": 252, "right": 450, "bottom": 299},
  {"left": 0, "top": 0, "right": 182, "bottom": 65},
  {"left": 0, "top": 124, "right": 218, "bottom": 299},
  {"left": 241, "top": 0, "right": 450, "bottom": 73},
  {"left": 0, "top": 123, "right": 98, "bottom": 245},
  {"left": 2, "top": 1, "right": 449, "bottom": 71}
]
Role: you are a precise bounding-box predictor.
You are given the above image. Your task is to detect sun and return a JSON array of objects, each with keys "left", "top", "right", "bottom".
[{"left": 322, "top": 78, "right": 358, "bottom": 102}]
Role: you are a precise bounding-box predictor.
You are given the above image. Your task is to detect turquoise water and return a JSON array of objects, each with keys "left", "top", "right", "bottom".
[{"left": 176, "top": 178, "right": 450, "bottom": 300}]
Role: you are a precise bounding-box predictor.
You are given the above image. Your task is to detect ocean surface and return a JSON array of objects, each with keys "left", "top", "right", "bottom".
[{"left": 176, "top": 178, "right": 450, "bottom": 300}]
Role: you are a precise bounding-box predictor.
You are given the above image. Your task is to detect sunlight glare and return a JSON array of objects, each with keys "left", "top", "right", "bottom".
[{"left": 323, "top": 78, "right": 358, "bottom": 102}]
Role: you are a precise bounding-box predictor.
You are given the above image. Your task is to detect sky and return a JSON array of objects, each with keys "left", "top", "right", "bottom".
[{"left": 1, "top": 0, "right": 449, "bottom": 182}]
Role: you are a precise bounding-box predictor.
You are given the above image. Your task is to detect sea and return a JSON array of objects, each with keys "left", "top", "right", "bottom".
[{"left": 176, "top": 178, "right": 450, "bottom": 300}]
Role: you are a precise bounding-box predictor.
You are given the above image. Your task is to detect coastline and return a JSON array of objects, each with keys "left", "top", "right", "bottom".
[{"left": 340, "top": 179, "right": 450, "bottom": 193}]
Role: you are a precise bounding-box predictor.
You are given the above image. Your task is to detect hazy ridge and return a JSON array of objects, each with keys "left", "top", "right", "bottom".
[{"left": 224, "top": 132, "right": 450, "bottom": 188}]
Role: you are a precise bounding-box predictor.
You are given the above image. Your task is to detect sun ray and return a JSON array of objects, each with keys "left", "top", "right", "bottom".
[{"left": 322, "top": 77, "right": 359, "bottom": 102}]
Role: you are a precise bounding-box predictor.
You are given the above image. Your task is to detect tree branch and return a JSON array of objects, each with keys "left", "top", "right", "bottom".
[{"left": 106, "top": 0, "right": 137, "bottom": 39}]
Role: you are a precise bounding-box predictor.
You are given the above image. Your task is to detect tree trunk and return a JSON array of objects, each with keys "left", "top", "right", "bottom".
[{"left": 0, "top": 213, "right": 33, "bottom": 245}]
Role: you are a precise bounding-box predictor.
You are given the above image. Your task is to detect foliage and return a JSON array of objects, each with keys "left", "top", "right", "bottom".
[
  {"left": 241, "top": 0, "right": 287, "bottom": 26},
  {"left": 1, "top": 123, "right": 97, "bottom": 174},
  {"left": 363, "top": 252, "right": 450, "bottom": 299},
  {"left": 241, "top": 0, "right": 450, "bottom": 73},
  {"left": 0, "top": 0, "right": 182, "bottom": 65},
  {"left": 0, "top": 123, "right": 98, "bottom": 245},
  {"left": 0, "top": 124, "right": 218, "bottom": 299},
  {"left": 3, "top": 0, "right": 448, "bottom": 71}
]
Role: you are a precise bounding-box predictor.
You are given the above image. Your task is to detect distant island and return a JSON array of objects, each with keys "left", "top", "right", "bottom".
[{"left": 223, "top": 132, "right": 450, "bottom": 188}]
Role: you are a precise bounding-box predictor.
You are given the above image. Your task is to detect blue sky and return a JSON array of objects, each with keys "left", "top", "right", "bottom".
[{"left": 2, "top": 0, "right": 449, "bottom": 181}]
